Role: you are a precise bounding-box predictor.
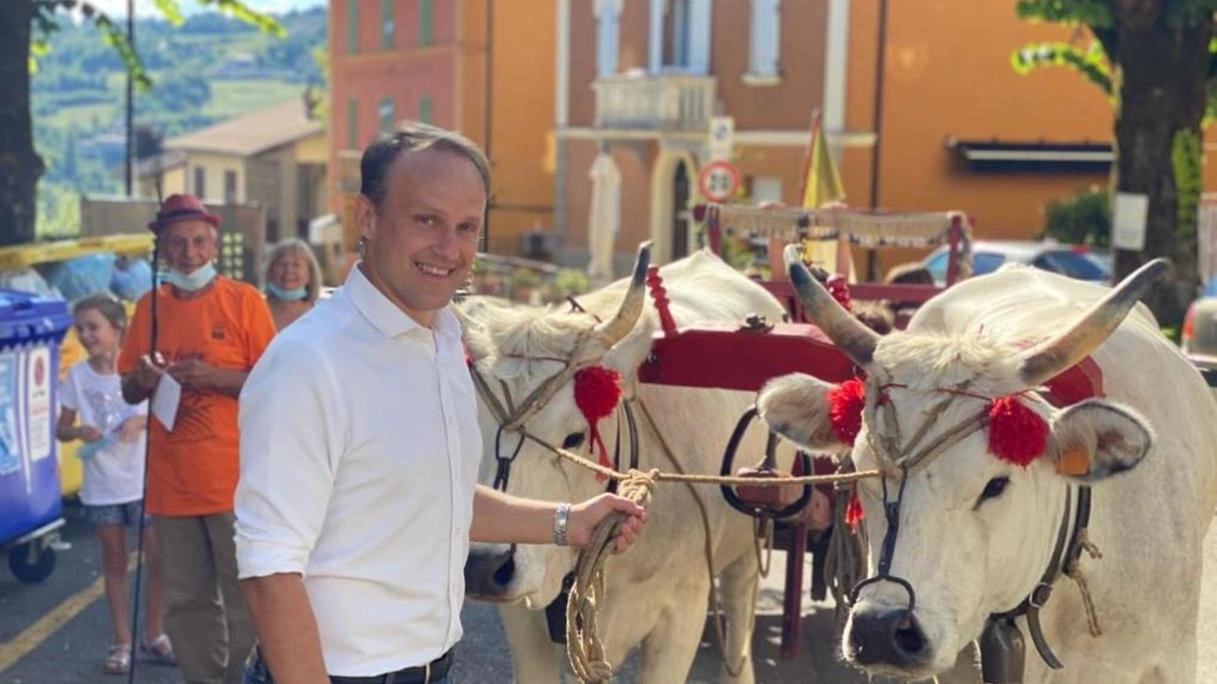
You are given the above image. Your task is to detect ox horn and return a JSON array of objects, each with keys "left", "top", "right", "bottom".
[
  {"left": 784, "top": 245, "right": 879, "bottom": 367},
  {"left": 593, "top": 241, "right": 653, "bottom": 348},
  {"left": 1018, "top": 258, "right": 1170, "bottom": 388}
]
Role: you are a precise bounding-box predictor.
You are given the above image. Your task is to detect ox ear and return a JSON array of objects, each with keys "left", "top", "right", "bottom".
[
  {"left": 1047, "top": 400, "right": 1153, "bottom": 483},
  {"left": 757, "top": 373, "right": 852, "bottom": 451}
]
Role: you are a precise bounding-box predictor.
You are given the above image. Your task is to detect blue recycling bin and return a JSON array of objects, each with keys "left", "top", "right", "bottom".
[{"left": 0, "top": 288, "right": 72, "bottom": 583}]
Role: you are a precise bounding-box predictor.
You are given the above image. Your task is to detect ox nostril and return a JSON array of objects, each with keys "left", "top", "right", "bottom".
[
  {"left": 464, "top": 543, "right": 516, "bottom": 597},
  {"left": 492, "top": 554, "right": 515, "bottom": 587},
  {"left": 893, "top": 614, "right": 926, "bottom": 656},
  {"left": 848, "top": 608, "right": 930, "bottom": 667}
]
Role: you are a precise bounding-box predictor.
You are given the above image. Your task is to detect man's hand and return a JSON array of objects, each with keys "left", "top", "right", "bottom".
[
  {"left": 130, "top": 355, "right": 165, "bottom": 394},
  {"left": 116, "top": 415, "right": 147, "bottom": 443},
  {"left": 167, "top": 358, "right": 222, "bottom": 391},
  {"left": 566, "top": 494, "right": 648, "bottom": 553},
  {"left": 77, "top": 425, "right": 104, "bottom": 443}
]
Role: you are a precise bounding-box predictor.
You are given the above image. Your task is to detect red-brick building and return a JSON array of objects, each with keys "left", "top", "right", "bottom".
[{"left": 327, "top": 0, "right": 556, "bottom": 254}]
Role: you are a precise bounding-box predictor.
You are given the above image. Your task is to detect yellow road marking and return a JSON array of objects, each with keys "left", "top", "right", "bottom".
[{"left": 0, "top": 551, "right": 139, "bottom": 673}]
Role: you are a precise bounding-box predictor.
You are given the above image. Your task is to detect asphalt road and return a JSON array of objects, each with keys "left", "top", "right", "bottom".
[{"left": 2, "top": 501, "right": 1215, "bottom": 683}]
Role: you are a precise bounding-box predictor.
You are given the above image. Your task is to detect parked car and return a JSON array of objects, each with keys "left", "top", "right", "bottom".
[
  {"left": 1183, "top": 293, "right": 1217, "bottom": 401},
  {"left": 1184, "top": 281, "right": 1217, "bottom": 369},
  {"left": 920, "top": 240, "right": 1112, "bottom": 285}
]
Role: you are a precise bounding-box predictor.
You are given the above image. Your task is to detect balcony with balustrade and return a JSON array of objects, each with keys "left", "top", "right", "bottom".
[{"left": 591, "top": 73, "right": 716, "bottom": 132}]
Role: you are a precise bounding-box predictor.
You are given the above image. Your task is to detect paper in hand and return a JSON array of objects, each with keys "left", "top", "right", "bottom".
[{"left": 152, "top": 373, "right": 181, "bottom": 431}]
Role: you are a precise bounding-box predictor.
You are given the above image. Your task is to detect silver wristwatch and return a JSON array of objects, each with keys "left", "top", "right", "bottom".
[{"left": 553, "top": 503, "right": 572, "bottom": 546}]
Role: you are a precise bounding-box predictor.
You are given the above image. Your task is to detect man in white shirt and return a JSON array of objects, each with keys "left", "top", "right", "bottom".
[{"left": 235, "top": 122, "right": 645, "bottom": 684}]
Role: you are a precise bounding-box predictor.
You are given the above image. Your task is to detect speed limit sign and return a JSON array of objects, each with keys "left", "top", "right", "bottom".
[{"left": 697, "top": 160, "right": 741, "bottom": 203}]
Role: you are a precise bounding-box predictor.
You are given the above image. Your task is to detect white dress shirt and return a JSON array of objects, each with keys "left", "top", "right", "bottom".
[{"left": 235, "top": 265, "right": 482, "bottom": 677}]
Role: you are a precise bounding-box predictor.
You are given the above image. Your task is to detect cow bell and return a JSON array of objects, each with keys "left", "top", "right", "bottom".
[
  {"left": 979, "top": 618, "right": 1026, "bottom": 684},
  {"left": 545, "top": 573, "right": 575, "bottom": 644}
]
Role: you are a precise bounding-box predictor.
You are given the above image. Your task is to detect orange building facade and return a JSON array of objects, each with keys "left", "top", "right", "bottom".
[
  {"left": 327, "top": 0, "right": 555, "bottom": 254},
  {"left": 557, "top": 0, "right": 1215, "bottom": 279}
]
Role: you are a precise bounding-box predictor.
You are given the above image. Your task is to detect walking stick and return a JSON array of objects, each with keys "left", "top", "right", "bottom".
[{"left": 127, "top": 166, "right": 163, "bottom": 684}]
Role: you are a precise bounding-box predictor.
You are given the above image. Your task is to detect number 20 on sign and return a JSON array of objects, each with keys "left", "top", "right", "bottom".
[{"left": 697, "top": 160, "right": 741, "bottom": 203}]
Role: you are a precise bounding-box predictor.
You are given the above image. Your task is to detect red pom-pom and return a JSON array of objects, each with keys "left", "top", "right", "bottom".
[
  {"left": 826, "top": 274, "right": 852, "bottom": 311},
  {"left": 574, "top": 366, "right": 623, "bottom": 481},
  {"left": 574, "top": 366, "right": 622, "bottom": 423},
  {"left": 827, "top": 378, "right": 866, "bottom": 445},
  {"left": 987, "top": 395, "right": 1048, "bottom": 467}
]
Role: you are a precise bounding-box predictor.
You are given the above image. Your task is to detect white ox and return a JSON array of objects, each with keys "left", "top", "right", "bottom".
[
  {"left": 758, "top": 254, "right": 1217, "bottom": 683},
  {"left": 461, "top": 246, "right": 788, "bottom": 683}
]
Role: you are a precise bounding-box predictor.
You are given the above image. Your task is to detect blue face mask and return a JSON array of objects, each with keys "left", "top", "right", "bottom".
[
  {"left": 265, "top": 282, "right": 308, "bottom": 301},
  {"left": 161, "top": 262, "right": 217, "bottom": 292}
]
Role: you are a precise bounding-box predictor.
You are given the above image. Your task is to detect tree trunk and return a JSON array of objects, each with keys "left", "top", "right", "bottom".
[
  {"left": 1110, "top": 9, "right": 1212, "bottom": 329},
  {"left": 0, "top": 1, "right": 43, "bottom": 246}
]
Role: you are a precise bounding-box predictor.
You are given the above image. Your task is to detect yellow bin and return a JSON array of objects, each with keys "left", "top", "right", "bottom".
[{"left": 0, "top": 234, "right": 154, "bottom": 498}]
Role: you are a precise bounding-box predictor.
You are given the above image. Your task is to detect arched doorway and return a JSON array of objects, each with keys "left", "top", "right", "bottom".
[
  {"left": 670, "top": 161, "right": 691, "bottom": 259},
  {"left": 649, "top": 149, "right": 698, "bottom": 264}
]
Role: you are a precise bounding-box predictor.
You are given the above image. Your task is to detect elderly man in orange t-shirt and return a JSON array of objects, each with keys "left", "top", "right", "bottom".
[{"left": 120, "top": 193, "right": 276, "bottom": 684}]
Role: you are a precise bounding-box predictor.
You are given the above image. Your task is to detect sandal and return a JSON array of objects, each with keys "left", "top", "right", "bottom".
[
  {"left": 139, "top": 633, "right": 176, "bottom": 665},
  {"left": 103, "top": 643, "right": 131, "bottom": 675}
]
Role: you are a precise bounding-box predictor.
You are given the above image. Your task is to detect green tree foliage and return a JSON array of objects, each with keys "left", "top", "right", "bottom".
[
  {"left": 0, "top": 0, "right": 284, "bottom": 246},
  {"left": 1041, "top": 186, "right": 1110, "bottom": 247},
  {"left": 1011, "top": 0, "right": 1217, "bottom": 326}
]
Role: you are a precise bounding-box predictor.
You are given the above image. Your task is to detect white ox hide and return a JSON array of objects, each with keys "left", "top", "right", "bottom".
[
  {"left": 758, "top": 258, "right": 1217, "bottom": 683},
  {"left": 461, "top": 248, "right": 789, "bottom": 684}
]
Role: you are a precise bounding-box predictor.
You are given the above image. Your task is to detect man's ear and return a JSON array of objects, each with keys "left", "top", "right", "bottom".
[
  {"left": 354, "top": 194, "right": 377, "bottom": 243},
  {"left": 757, "top": 373, "right": 853, "bottom": 452},
  {"left": 1048, "top": 400, "right": 1153, "bottom": 482}
]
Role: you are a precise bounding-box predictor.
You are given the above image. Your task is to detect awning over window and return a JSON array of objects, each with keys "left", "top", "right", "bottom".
[{"left": 946, "top": 138, "right": 1113, "bottom": 172}]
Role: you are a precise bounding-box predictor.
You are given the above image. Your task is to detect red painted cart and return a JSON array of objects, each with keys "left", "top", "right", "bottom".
[{"left": 637, "top": 202, "right": 974, "bottom": 658}]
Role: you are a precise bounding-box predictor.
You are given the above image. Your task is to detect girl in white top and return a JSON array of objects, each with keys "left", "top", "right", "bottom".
[{"left": 55, "top": 294, "right": 174, "bottom": 675}]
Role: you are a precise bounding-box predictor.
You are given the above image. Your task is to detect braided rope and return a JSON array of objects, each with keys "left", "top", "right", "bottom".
[
  {"left": 530, "top": 432, "right": 881, "bottom": 488},
  {"left": 566, "top": 469, "right": 658, "bottom": 683},
  {"left": 1065, "top": 531, "right": 1104, "bottom": 637}
]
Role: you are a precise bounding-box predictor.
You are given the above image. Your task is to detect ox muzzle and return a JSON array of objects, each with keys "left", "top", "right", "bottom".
[
  {"left": 464, "top": 542, "right": 516, "bottom": 600},
  {"left": 846, "top": 603, "right": 932, "bottom": 668}
]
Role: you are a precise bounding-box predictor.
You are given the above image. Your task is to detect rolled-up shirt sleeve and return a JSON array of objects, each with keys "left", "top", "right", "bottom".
[{"left": 236, "top": 337, "right": 345, "bottom": 578}]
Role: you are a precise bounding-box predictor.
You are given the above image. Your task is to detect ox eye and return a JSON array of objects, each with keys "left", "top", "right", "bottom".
[
  {"left": 562, "top": 432, "right": 586, "bottom": 449},
  {"left": 977, "top": 476, "right": 1010, "bottom": 505}
]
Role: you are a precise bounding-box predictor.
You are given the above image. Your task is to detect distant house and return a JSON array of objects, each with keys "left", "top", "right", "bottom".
[{"left": 155, "top": 98, "right": 329, "bottom": 245}]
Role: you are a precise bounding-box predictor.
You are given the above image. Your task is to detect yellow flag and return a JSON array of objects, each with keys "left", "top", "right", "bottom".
[
  {"left": 801, "top": 114, "right": 846, "bottom": 209},
  {"left": 799, "top": 112, "right": 853, "bottom": 278}
]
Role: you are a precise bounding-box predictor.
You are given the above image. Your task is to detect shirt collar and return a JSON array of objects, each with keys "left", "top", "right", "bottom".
[{"left": 343, "top": 263, "right": 461, "bottom": 342}]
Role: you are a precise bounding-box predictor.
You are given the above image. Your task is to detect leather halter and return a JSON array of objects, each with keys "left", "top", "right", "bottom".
[
  {"left": 989, "top": 484, "right": 1091, "bottom": 670},
  {"left": 468, "top": 357, "right": 640, "bottom": 494},
  {"left": 848, "top": 360, "right": 1100, "bottom": 673}
]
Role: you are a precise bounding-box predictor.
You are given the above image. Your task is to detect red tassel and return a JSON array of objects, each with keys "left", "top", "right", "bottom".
[
  {"left": 845, "top": 485, "right": 864, "bottom": 532},
  {"left": 987, "top": 395, "right": 1048, "bottom": 467},
  {"left": 827, "top": 378, "right": 866, "bottom": 445},
  {"left": 826, "top": 274, "right": 852, "bottom": 311},
  {"left": 574, "top": 366, "right": 623, "bottom": 482}
]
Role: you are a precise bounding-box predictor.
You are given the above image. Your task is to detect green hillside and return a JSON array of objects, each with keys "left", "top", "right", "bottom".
[{"left": 32, "top": 7, "right": 327, "bottom": 236}]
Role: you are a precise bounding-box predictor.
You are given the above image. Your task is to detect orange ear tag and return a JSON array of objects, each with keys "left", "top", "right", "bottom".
[{"left": 1056, "top": 445, "right": 1091, "bottom": 476}]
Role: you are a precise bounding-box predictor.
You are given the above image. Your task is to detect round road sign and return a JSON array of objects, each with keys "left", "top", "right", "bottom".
[{"left": 697, "top": 160, "right": 741, "bottom": 203}]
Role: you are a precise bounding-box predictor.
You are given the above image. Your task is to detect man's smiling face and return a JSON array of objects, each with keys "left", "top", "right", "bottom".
[{"left": 356, "top": 145, "right": 485, "bottom": 327}]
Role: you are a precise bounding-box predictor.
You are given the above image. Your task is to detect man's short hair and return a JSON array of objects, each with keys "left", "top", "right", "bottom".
[{"left": 359, "top": 122, "right": 491, "bottom": 209}]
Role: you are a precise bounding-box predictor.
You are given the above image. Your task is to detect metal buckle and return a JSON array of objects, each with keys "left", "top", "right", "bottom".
[{"left": 1029, "top": 581, "right": 1054, "bottom": 609}]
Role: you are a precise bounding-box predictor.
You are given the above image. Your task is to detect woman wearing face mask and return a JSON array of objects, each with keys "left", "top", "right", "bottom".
[{"left": 261, "top": 239, "right": 322, "bottom": 330}]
